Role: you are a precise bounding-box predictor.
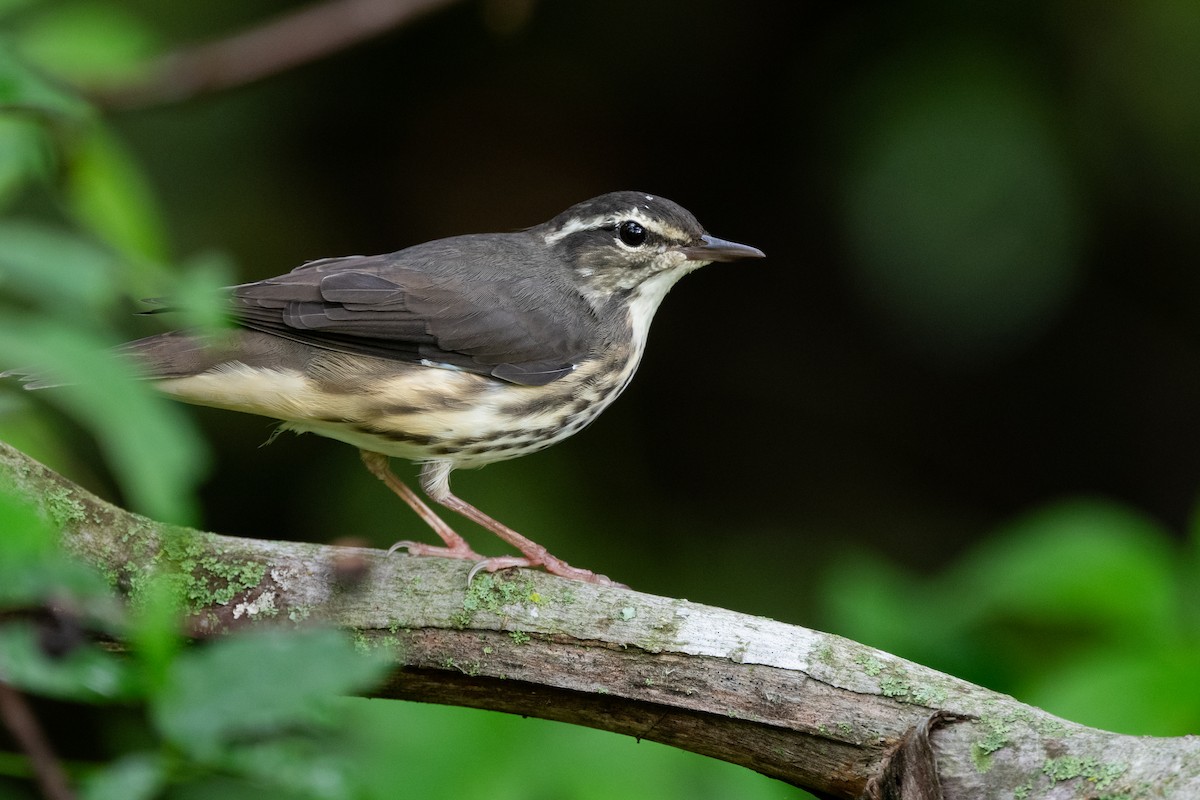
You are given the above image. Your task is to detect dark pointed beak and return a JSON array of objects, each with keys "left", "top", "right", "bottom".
[{"left": 677, "top": 234, "right": 766, "bottom": 263}]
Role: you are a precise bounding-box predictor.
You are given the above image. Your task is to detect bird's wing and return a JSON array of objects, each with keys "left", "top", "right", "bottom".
[{"left": 230, "top": 236, "right": 596, "bottom": 386}]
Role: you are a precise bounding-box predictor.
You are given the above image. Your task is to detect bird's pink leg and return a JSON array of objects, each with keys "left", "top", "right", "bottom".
[
  {"left": 419, "top": 462, "right": 626, "bottom": 588},
  {"left": 359, "top": 450, "right": 497, "bottom": 562}
]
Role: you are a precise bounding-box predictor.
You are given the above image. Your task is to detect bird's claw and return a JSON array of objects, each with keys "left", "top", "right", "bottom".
[
  {"left": 388, "top": 541, "right": 627, "bottom": 589},
  {"left": 465, "top": 556, "right": 535, "bottom": 586},
  {"left": 386, "top": 539, "right": 484, "bottom": 560}
]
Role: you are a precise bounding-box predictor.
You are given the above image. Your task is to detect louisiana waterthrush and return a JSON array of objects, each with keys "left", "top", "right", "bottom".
[{"left": 103, "top": 192, "right": 764, "bottom": 585}]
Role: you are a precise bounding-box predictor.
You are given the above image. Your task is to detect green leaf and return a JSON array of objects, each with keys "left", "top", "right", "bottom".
[
  {"left": 223, "top": 737, "right": 359, "bottom": 800},
  {"left": 168, "top": 776, "right": 314, "bottom": 800},
  {"left": 0, "top": 483, "right": 55, "bottom": 561},
  {"left": 128, "top": 572, "right": 184, "bottom": 693},
  {"left": 0, "top": 218, "right": 122, "bottom": 314},
  {"left": 66, "top": 124, "right": 171, "bottom": 276},
  {"left": 0, "top": 42, "right": 91, "bottom": 120},
  {"left": 0, "top": 623, "right": 137, "bottom": 701},
  {"left": 1027, "top": 642, "right": 1200, "bottom": 736},
  {"left": 14, "top": 1, "right": 159, "bottom": 86},
  {"left": 951, "top": 499, "right": 1176, "bottom": 634},
  {"left": 154, "top": 628, "right": 390, "bottom": 760},
  {"left": 0, "top": 315, "right": 208, "bottom": 522},
  {"left": 81, "top": 753, "right": 168, "bottom": 800},
  {"left": 0, "top": 486, "right": 119, "bottom": 613},
  {"left": 0, "top": 221, "right": 209, "bottom": 521},
  {"left": 160, "top": 250, "right": 237, "bottom": 334},
  {"left": 819, "top": 550, "right": 929, "bottom": 654},
  {"left": 0, "top": 0, "right": 37, "bottom": 20},
  {"left": 0, "top": 114, "right": 53, "bottom": 206}
]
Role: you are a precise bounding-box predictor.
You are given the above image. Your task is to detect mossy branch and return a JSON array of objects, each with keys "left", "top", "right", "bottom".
[{"left": 2, "top": 440, "right": 1197, "bottom": 799}]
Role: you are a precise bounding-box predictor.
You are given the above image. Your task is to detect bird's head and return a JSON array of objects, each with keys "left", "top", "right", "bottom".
[{"left": 535, "top": 191, "right": 765, "bottom": 307}]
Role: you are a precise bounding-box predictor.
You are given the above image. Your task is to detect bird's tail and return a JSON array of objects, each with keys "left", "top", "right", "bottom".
[
  {"left": 115, "top": 331, "right": 233, "bottom": 380},
  {"left": 2, "top": 331, "right": 223, "bottom": 389},
  {"left": 0, "top": 365, "right": 68, "bottom": 390}
]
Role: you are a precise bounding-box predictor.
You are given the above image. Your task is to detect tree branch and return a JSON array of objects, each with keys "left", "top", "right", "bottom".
[
  {"left": 2, "top": 440, "right": 1197, "bottom": 799},
  {"left": 93, "top": 0, "right": 461, "bottom": 109}
]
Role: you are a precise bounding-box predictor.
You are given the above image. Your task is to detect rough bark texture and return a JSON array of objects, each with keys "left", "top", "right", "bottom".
[{"left": 2, "top": 440, "right": 1197, "bottom": 799}]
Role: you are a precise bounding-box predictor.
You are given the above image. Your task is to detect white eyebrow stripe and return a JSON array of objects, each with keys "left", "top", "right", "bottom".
[
  {"left": 542, "top": 214, "right": 609, "bottom": 245},
  {"left": 541, "top": 207, "right": 688, "bottom": 246}
]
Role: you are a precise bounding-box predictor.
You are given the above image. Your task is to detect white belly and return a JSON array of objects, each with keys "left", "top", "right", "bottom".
[{"left": 157, "top": 343, "right": 644, "bottom": 470}]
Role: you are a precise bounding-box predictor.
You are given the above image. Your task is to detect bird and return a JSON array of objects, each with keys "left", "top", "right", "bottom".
[{"left": 35, "top": 192, "right": 766, "bottom": 586}]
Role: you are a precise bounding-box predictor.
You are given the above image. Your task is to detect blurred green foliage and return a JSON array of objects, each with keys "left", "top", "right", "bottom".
[
  {"left": 821, "top": 498, "right": 1200, "bottom": 736},
  {"left": 0, "top": 489, "right": 393, "bottom": 800},
  {"left": 0, "top": 1, "right": 229, "bottom": 523}
]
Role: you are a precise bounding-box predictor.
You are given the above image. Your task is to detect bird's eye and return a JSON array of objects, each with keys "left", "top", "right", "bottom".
[{"left": 617, "top": 220, "right": 647, "bottom": 247}]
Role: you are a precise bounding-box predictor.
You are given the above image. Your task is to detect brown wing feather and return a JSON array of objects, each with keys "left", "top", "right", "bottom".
[{"left": 231, "top": 234, "right": 598, "bottom": 386}]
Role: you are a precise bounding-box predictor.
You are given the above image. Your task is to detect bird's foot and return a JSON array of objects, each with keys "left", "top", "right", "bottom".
[
  {"left": 465, "top": 556, "right": 534, "bottom": 584},
  {"left": 390, "top": 542, "right": 625, "bottom": 588},
  {"left": 466, "top": 554, "right": 626, "bottom": 588},
  {"left": 386, "top": 539, "right": 484, "bottom": 560}
]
